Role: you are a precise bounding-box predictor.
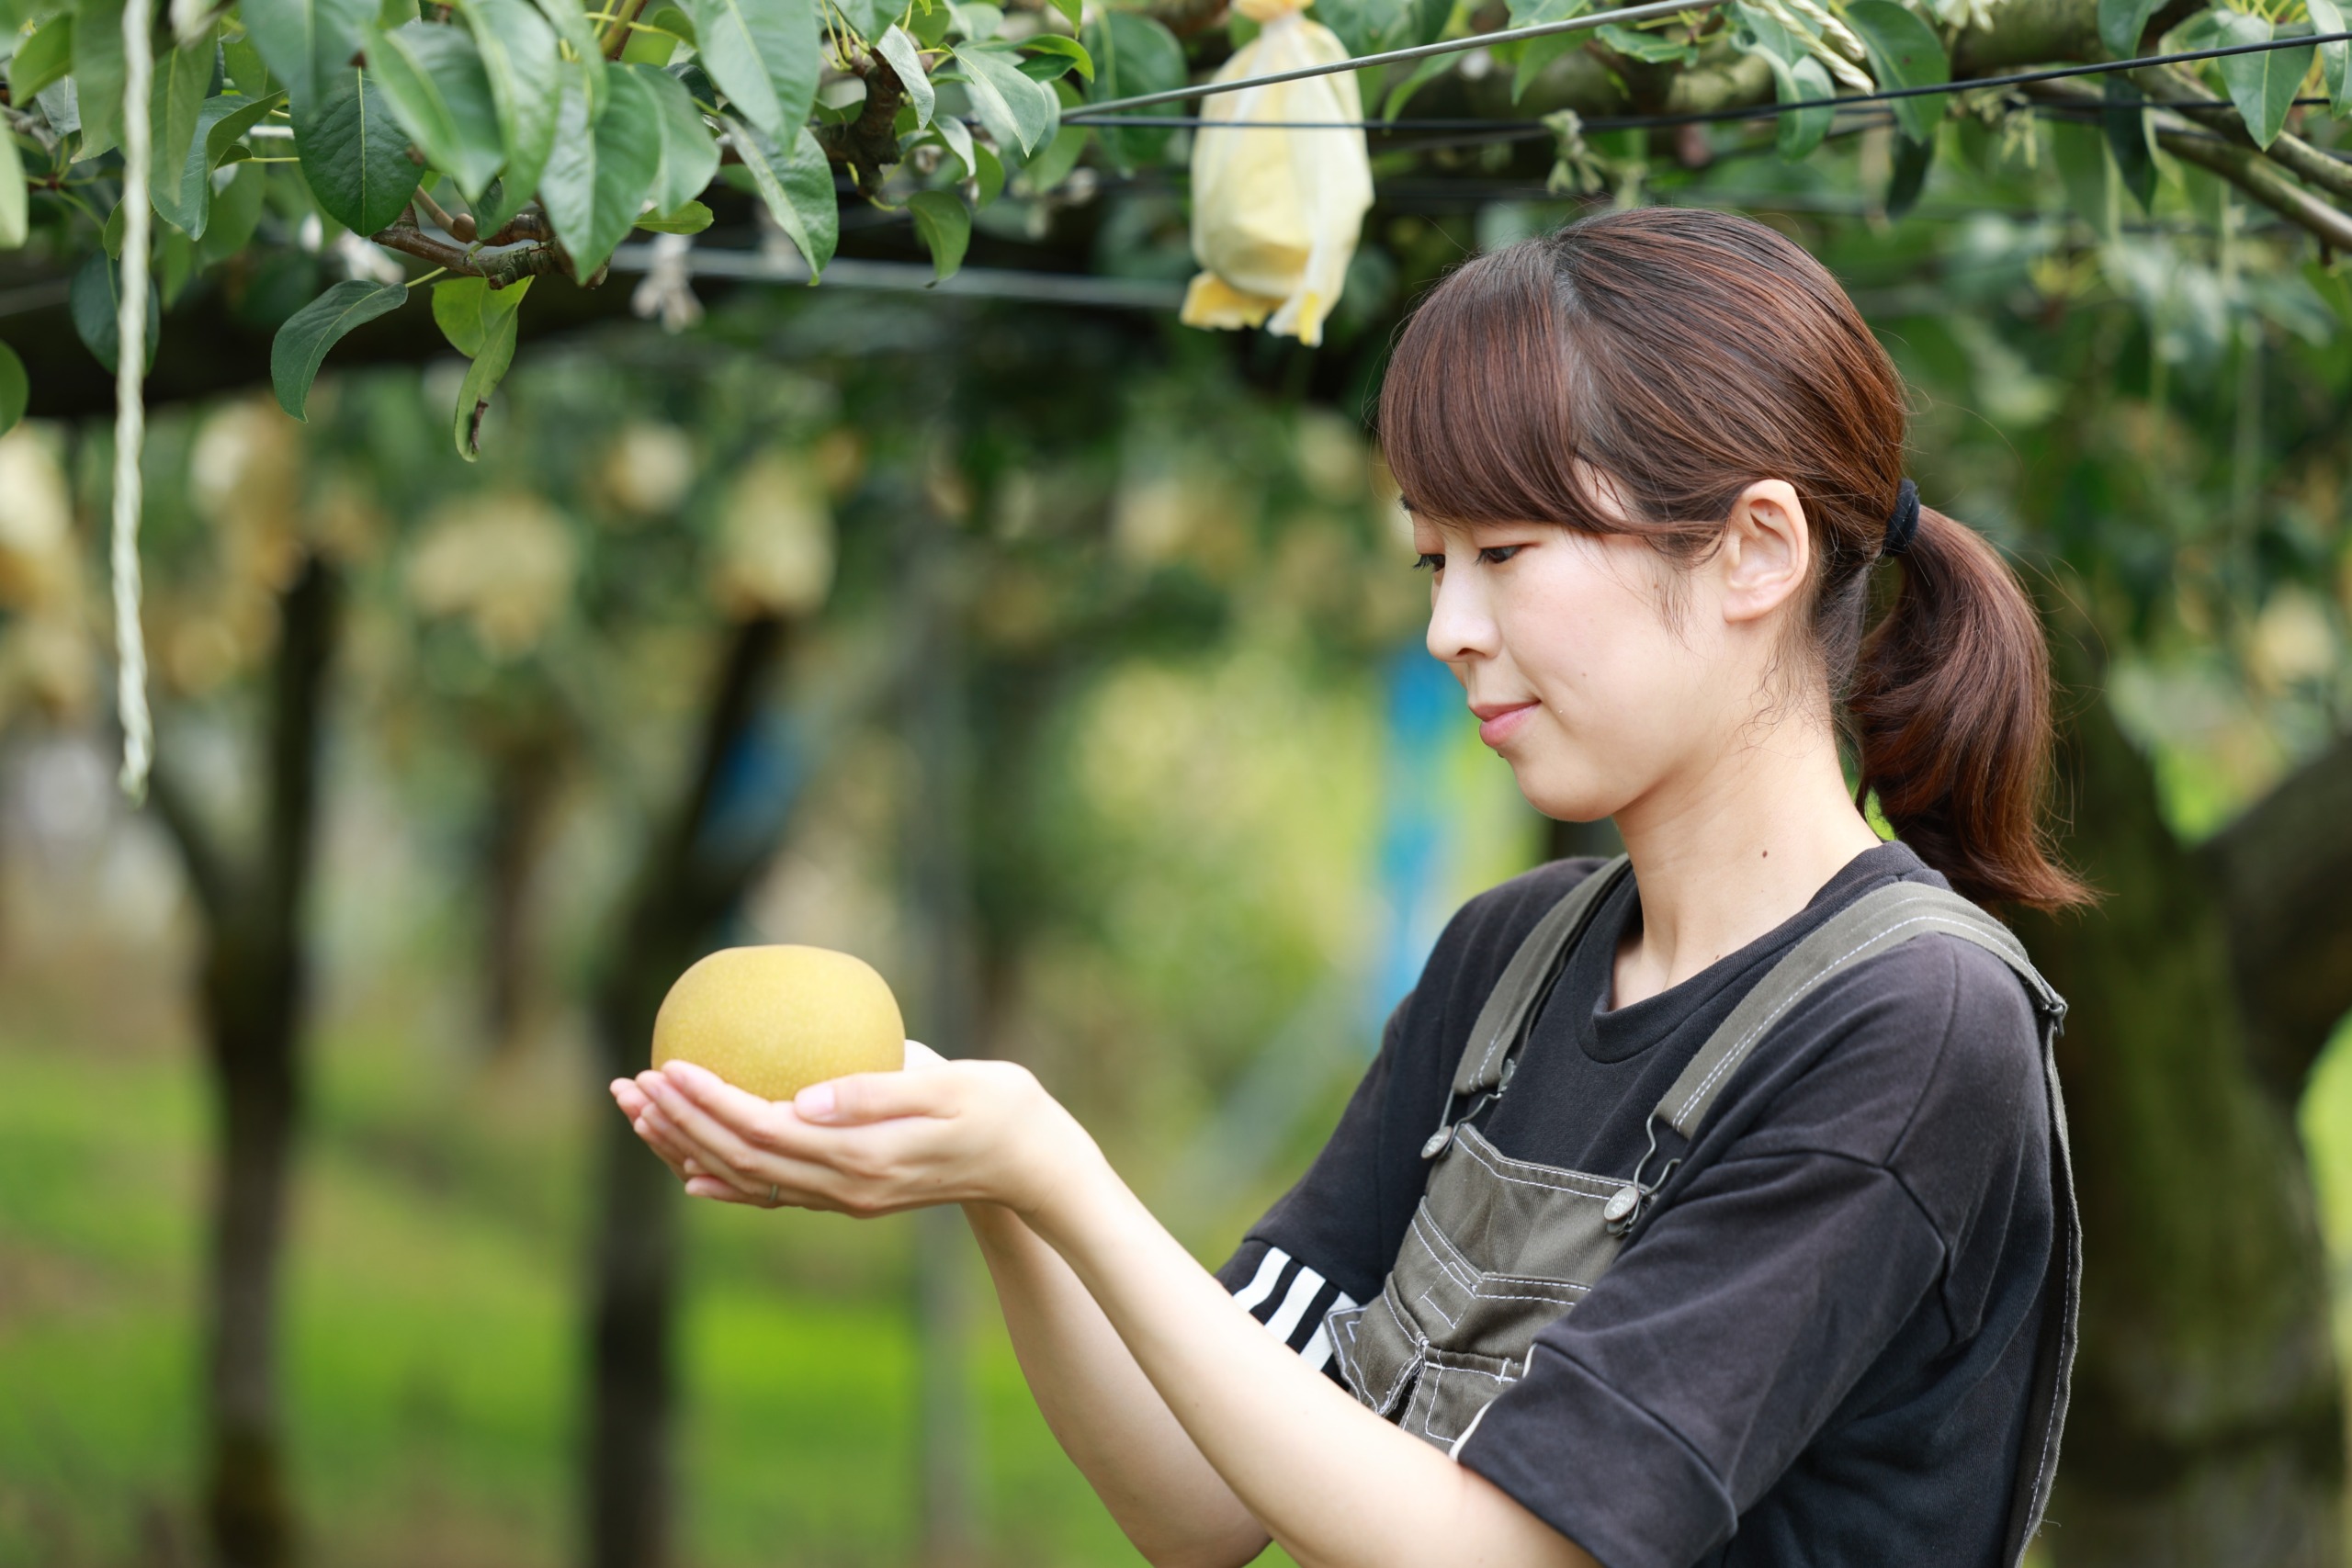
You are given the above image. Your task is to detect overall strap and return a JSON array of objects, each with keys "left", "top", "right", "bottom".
[
  {"left": 1451, "top": 856, "right": 1632, "bottom": 1100},
  {"left": 1419, "top": 856, "right": 1631, "bottom": 1162},
  {"left": 1621, "top": 875, "right": 2075, "bottom": 1568},
  {"left": 1651, "top": 881, "right": 2065, "bottom": 1141}
]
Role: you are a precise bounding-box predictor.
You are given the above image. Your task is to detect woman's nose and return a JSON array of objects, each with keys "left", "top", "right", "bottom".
[{"left": 1425, "top": 570, "right": 1498, "bottom": 664}]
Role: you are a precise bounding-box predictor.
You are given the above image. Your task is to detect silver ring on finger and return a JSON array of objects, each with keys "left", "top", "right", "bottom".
[{"left": 767, "top": 1183, "right": 780, "bottom": 1206}]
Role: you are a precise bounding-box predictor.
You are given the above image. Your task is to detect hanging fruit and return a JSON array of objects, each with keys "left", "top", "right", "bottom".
[{"left": 1181, "top": 0, "right": 1375, "bottom": 347}]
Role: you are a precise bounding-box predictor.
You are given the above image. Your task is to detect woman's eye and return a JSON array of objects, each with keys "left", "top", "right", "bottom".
[
  {"left": 1413, "top": 552, "right": 1444, "bottom": 573},
  {"left": 1478, "top": 545, "right": 1525, "bottom": 566}
]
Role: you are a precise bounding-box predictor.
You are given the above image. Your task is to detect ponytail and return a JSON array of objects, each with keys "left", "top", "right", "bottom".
[{"left": 1849, "top": 509, "right": 2090, "bottom": 910}]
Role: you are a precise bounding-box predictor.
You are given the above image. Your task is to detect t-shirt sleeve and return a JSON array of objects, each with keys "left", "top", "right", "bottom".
[
  {"left": 1215, "top": 999, "right": 1420, "bottom": 1376},
  {"left": 1459, "top": 936, "right": 2050, "bottom": 1568}
]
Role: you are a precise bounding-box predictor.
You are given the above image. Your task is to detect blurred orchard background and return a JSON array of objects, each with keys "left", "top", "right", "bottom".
[{"left": 5, "top": 2, "right": 2352, "bottom": 1562}]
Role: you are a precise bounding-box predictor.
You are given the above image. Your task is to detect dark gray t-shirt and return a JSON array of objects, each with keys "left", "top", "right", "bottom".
[{"left": 1216, "top": 841, "right": 2055, "bottom": 1568}]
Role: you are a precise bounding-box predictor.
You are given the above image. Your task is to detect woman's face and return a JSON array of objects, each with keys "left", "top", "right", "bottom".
[{"left": 1415, "top": 491, "right": 1812, "bottom": 829}]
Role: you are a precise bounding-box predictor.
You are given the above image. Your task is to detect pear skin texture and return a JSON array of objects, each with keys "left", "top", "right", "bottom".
[{"left": 650, "top": 946, "right": 906, "bottom": 1102}]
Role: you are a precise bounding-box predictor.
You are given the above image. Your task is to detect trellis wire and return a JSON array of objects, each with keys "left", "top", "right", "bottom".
[
  {"left": 113, "top": 0, "right": 155, "bottom": 803},
  {"left": 1068, "top": 22, "right": 2352, "bottom": 127},
  {"left": 1067, "top": 0, "right": 1733, "bottom": 118},
  {"left": 1082, "top": 92, "right": 2343, "bottom": 131}
]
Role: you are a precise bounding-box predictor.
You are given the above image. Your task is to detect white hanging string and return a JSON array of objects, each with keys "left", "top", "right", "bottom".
[{"left": 114, "top": 0, "right": 155, "bottom": 803}]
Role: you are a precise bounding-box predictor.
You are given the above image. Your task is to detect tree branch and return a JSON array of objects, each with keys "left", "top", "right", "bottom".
[
  {"left": 2136, "top": 69, "right": 2352, "bottom": 202},
  {"left": 2202, "top": 728, "right": 2352, "bottom": 1097},
  {"left": 2033, "top": 79, "right": 2352, "bottom": 250},
  {"left": 2154, "top": 130, "right": 2352, "bottom": 250},
  {"left": 368, "top": 220, "right": 565, "bottom": 288}
]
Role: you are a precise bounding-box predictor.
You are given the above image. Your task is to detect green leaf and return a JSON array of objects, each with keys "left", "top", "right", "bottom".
[
  {"left": 1594, "top": 22, "right": 1693, "bottom": 62},
  {"left": 1773, "top": 52, "right": 1834, "bottom": 158},
  {"left": 635, "top": 197, "right": 712, "bottom": 231},
  {"left": 69, "top": 252, "right": 160, "bottom": 374},
  {"left": 2305, "top": 0, "right": 2348, "bottom": 115},
  {"left": 1081, "top": 10, "right": 1182, "bottom": 164},
  {"left": 272, "top": 277, "right": 407, "bottom": 417},
  {"left": 0, "top": 342, "right": 25, "bottom": 436},
  {"left": 243, "top": 0, "right": 377, "bottom": 110},
  {"left": 683, "top": 0, "right": 817, "bottom": 137},
  {"left": 1044, "top": 0, "right": 1078, "bottom": 28},
  {"left": 2209, "top": 8, "right": 2310, "bottom": 148},
  {"left": 969, "top": 135, "right": 1002, "bottom": 203},
  {"left": 540, "top": 61, "right": 661, "bottom": 274},
  {"left": 876, "top": 23, "right": 934, "bottom": 128},
  {"left": 150, "top": 24, "right": 220, "bottom": 204},
  {"left": 2098, "top": 0, "right": 2166, "bottom": 57},
  {"left": 223, "top": 31, "right": 275, "bottom": 95},
  {"left": 451, "top": 275, "right": 529, "bottom": 457},
  {"left": 10, "top": 12, "right": 74, "bottom": 100},
  {"left": 2102, "top": 73, "right": 2157, "bottom": 211},
  {"left": 460, "top": 0, "right": 560, "bottom": 222},
  {"left": 0, "top": 114, "right": 26, "bottom": 249},
  {"left": 72, "top": 0, "right": 127, "bottom": 158},
  {"left": 953, "top": 43, "right": 1055, "bottom": 154},
  {"left": 530, "top": 0, "right": 605, "bottom": 118},
  {"left": 630, "top": 62, "right": 719, "bottom": 212},
  {"left": 296, "top": 65, "right": 425, "bottom": 232},
  {"left": 1017, "top": 32, "right": 1091, "bottom": 81},
  {"left": 833, "top": 0, "right": 884, "bottom": 38},
  {"left": 2050, "top": 118, "right": 2115, "bottom": 238},
  {"left": 1318, "top": 0, "right": 1442, "bottom": 55},
  {"left": 1844, "top": 0, "right": 1946, "bottom": 144},
  {"left": 725, "top": 113, "right": 833, "bottom": 276},
  {"left": 153, "top": 91, "right": 286, "bottom": 237},
  {"left": 1885, "top": 131, "right": 1931, "bottom": 218},
  {"left": 431, "top": 271, "right": 497, "bottom": 352},
  {"left": 369, "top": 19, "right": 507, "bottom": 197},
  {"left": 907, "top": 187, "right": 968, "bottom": 279},
  {"left": 1017, "top": 120, "right": 1088, "bottom": 193},
  {"left": 929, "top": 113, "right": 974, "bottom": 175},
  {"left": 197, "top": 161, "right": 269, "bottom": 264}
]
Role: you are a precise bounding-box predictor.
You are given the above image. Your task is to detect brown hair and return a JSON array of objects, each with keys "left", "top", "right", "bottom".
[{"left": 1380, "top": 207, "right": 2086, "bottom": 910}]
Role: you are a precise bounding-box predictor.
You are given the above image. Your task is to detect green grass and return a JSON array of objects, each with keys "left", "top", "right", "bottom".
[{"left": 0, "top": 1019, "right": 1154, "bottom": 1567}]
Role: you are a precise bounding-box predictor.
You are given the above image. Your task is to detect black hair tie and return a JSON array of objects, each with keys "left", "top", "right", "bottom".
[{"left": 1881, "top": 479, "right": 1920, "bottom": 559}]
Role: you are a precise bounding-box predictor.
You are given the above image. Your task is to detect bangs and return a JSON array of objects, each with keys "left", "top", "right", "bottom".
[{"left": 1377, "top": 243, "right": 1627, "bottom": 534}]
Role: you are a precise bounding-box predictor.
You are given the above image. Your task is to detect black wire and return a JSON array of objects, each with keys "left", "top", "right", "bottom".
[
  {"left": 1087, "top": 95, "right": 2339, "bottom": 130},
  {"left": 1069, "top": 29, "right": 2352, "bottom": 134}
]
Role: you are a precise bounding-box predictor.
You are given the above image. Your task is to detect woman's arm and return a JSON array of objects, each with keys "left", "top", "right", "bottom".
[
  {"left": 965, "top": 1202, "right": 1272, "bottom": 1568},
  {"left": 617, "top": 1060, "right": 1598, "bottom": 1568},
  {"left": 616, "top": 1066, "right": 1266, "bottom": 1567}
]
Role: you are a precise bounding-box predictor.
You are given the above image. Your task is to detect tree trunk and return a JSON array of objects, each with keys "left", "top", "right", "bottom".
[
  {"left": 2014, "top": 653, "right": 2343, "bottom": 1566},
  {"left": 150, "top": 556, "right": 341, "bottom": 1568},
  {"left": 582, "top": 615, "right": 790, "bottom": 1568},
  {"left": 481, "top": 734, "right": 566, "bottom": 1055}
]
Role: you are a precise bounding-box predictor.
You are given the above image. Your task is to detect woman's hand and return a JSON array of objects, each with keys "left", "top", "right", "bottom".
[{"left": 608, "top": 1045, "right": 1102, "bottom": 1221}]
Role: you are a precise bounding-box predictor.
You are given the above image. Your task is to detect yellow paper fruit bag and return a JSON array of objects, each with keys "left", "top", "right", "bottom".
[{"left": 1181, "top": 0, "right": 1374, "bottom": 347}]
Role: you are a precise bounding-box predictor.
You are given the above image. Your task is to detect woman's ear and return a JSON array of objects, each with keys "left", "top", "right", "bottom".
[{"left": 1716, "top": 480, "right": 1812, "bottom": 626}]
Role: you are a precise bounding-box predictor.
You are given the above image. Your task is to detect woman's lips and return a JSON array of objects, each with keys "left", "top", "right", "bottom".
[{"left": 1473, "top": 701, "right": 1539, "bottom": 748}]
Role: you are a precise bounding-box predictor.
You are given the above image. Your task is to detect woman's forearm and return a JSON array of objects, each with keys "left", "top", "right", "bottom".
[
  {"left": 1023, "top": 1157, "right": 1598, "bottom": 1568},
  {"left": 964, "top": 1202, "right": 1271, "bottom": 1568}
]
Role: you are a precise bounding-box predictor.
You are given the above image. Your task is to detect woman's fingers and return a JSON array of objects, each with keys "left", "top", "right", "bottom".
[
  {"left": 635, "top": 1098, "right": 772, "bottom": 1201},
  {"left": 794, "top": 1067, "right": 959, "bottom": 1127}
]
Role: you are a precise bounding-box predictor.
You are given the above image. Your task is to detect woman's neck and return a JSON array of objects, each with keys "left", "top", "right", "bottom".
[{"left": 1604, "top": 717, "right": 1886, "bottom": 1011}]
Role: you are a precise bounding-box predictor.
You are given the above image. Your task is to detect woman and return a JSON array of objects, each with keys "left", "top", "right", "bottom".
[{"left": 613, "top": 208, "right": 2090, "bottom": 1568}]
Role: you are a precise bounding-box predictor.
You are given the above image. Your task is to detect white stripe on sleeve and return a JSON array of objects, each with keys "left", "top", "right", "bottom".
[
  {"left": 1263, "top": 1264, "right": 1328, "bottom": 1344},
  {"left": 1296, "top": 1290, "right": 1357, "bottom": 1373},
  {"left": 1230, "top": 1247, "right": 1291, "bottom": 1315}
]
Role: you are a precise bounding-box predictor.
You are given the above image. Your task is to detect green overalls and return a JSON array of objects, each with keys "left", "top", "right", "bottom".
[{"left": 1322, "top": 857, "right": 2078, "bottom": 1567}]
